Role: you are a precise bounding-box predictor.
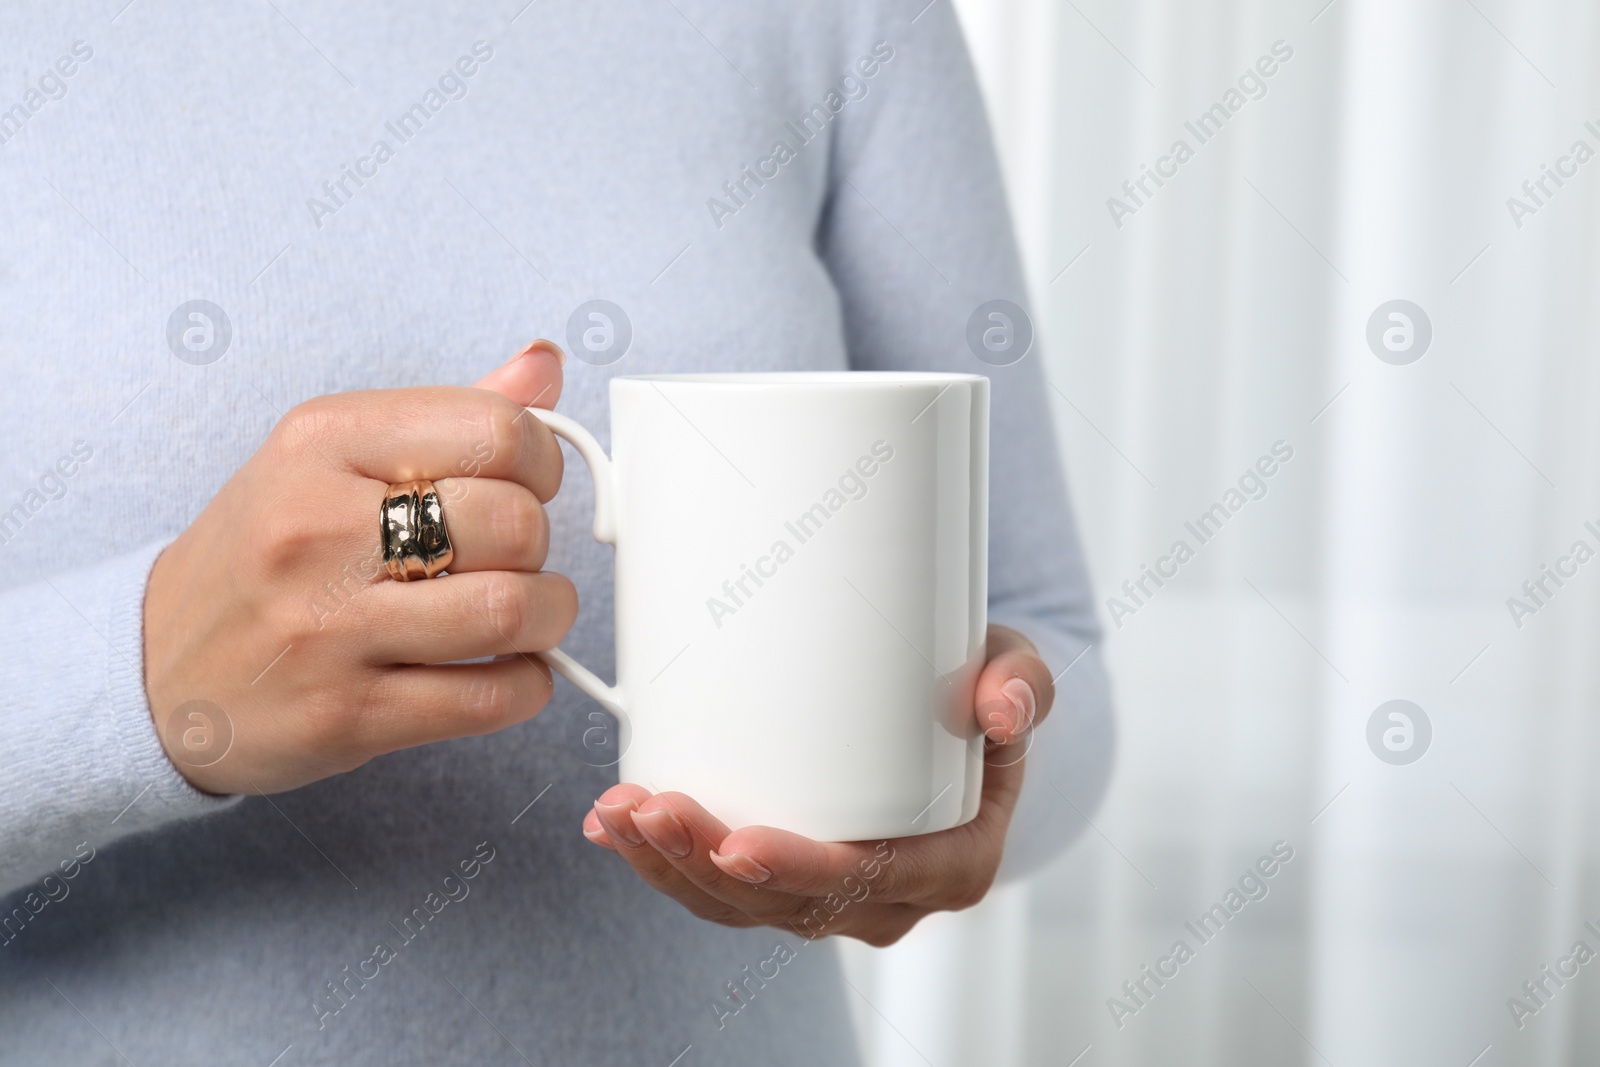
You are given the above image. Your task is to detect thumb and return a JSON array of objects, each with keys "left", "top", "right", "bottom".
[
  {"left": 474, "top": 339, "right": 565, "bottom": 410},
  {"left": 972, "top": 625, "right": 1056, "bottom": 817},
  {"left": 974, "top": 625, "right": 1055, "bottom": 746}
]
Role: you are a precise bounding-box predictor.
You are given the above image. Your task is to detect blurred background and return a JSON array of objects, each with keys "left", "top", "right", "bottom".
[{"left": 841, "top": 0, "right": 1600, "bottom": 1064}]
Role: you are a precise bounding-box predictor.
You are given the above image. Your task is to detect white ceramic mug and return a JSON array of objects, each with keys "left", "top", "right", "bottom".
[{"left": 529, "top": 372, "right": 988, "bottom": 841}]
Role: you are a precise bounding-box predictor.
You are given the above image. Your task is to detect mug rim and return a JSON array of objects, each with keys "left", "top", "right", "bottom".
[{"left": 614, "top": 371, "right": 987, "bottom": 386}]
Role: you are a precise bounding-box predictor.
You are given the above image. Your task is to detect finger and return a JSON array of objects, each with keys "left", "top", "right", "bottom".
[
  {"left": 357, "top": 655, "right": 554, "bottom": 755},
  {"left": 711, "top": 827, "right": 916, "bottom": 901},
  {"left": 473, "top": 339, "right": 565, "bottom": 410},
  {"left": 279, "top": 383, "right": 563, "bottom": 501},
  {"left": 581, "top": 807, "right": 616, "bottom": 851},
  {"left": 715, "top": 823, "right": 997, "bottom": 912},
  {"left": 633, "top": 793, "right": 810, "bottom": 922},
  {"left": 279, "top": 476, "right": 546, "bottom": 584},
  {"left": 732, "top": 786, "right": 1010, "bottom": 906},
  {"left": 358, "top": 569, "right": 577, "bottom": 664},
  {"left": 975, "top": 624, "right": 1056, "bottom": 744},
  {"left": 591, "top": 786, "right": 759, "bottom": 928},
  {"left": 590, "top": 783, "right": 655, "bottom": 850},
  {"left": 431, "top": 477, "right": 549, "bottom": 574},
  {"left": 585, "top": 806, "right": 921, "bottom": 940}
]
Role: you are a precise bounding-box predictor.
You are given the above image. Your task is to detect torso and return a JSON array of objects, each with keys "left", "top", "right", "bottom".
[{"left": 0, "top": 3, "right": 868, "bottom": 1061}]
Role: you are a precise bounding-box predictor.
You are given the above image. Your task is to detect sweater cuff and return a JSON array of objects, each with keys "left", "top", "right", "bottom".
[{"left": 102, "top": 538, "right": 243, "bottom": 829}]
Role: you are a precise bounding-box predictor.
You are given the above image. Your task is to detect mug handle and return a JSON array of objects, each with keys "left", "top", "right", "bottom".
[{"left": 524, "top": 408, "right": 625, "bottom": 719}]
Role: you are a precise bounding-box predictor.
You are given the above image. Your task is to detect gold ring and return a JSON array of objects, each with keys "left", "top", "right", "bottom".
[{"left": 381, "top": 480, "right": 454, "bottom": 580}]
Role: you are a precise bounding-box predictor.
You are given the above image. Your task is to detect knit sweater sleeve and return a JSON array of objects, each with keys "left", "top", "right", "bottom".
[{"left": 0, "top": 538, "right": 240, "bottom": 899}]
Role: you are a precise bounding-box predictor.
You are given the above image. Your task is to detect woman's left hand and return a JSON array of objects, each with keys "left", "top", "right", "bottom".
[{"left": 581, "top": 624, "right": 1054, "bottom": 946}]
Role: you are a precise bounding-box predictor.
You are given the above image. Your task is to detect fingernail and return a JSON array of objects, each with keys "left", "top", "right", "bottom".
[
  {"left": 593, "top": 800, "right": 644, "bottom": 847},
  {"left": 1002, "top": 677, "right": 1036, "bottom": 735},
  {"left": 632, "top": 807, "right": 693, "bottom": 859},
  {"left": 711, "top": 851, "right": 772, "bottom": 884},
  {"left": 582, "top": 824, "right": 616, "bottom": 851},
  {"left": 516, "top": 338, "right": 566, "bottom": 366}
]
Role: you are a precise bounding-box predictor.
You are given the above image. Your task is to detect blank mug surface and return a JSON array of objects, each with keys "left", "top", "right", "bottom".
[{"left": 536, "top": 372, "right": 988, "bottom": 841}]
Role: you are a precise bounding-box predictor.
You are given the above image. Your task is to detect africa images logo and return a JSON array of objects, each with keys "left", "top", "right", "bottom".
[
  {"left": 1105, "top": 40, "right": 1294, "bottom": 229},
  {"left": 167, "top": 300, "right": 232, "bottom": 365},
  {"left": 704, "top": 441, "right": 894, "bottom": 629},
  {"left": 704, "top": 42, "right": 895, "bottom": 230},
  {"left": 304, "top": 41, "right": 495, "bottom": 229}
]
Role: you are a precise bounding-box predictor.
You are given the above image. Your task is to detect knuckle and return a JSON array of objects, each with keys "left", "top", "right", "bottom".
[
  {"left": 483, "top": 399, "right": 525, "bottom": 475},
  {"left": 454, "top": 431, "right": 496, "bottom": 480},
  {"left": 499, "top": 492, "right": 548, "bottom": 569},
  {"left": 275, "top": 397, "right": 342, "bottom": 459},
  {"left": 532, "top": 424, "right": 564, "bottom": 502},
  {"left": 480, "top": 574, "right": 528, "bottom": 642},
  {"left": 457, "top": 674, "right": 515, "bottom": 732},
  {"left": 544, "top": 574, "right": 579, "bottom": 640}
]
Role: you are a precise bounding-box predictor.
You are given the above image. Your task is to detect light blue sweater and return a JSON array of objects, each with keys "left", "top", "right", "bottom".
[{"left": 0, "top": 2, "right": 1111, "bottom": 1063}]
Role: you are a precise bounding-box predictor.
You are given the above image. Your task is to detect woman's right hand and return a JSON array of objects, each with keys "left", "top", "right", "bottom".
[{"left": 142, "top": 341, "right": 576, "bottom": 796}]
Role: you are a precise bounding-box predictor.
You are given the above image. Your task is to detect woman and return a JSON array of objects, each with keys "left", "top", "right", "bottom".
[{"left": 0, "top": 2, "right": 1110, "bottom": 1062}]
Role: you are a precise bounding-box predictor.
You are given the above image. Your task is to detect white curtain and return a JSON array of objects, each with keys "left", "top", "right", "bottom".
[{"left": 844, "top": 1, "right": 1600, "bottom": 1064}]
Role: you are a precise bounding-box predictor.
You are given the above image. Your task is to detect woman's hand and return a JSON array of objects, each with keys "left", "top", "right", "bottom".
[
  {"left": 581, "top": 624, "right": 1054, "bottom": 946},
  {"left": 143, "top": 342, "right": 574, "bottom": 796}
]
